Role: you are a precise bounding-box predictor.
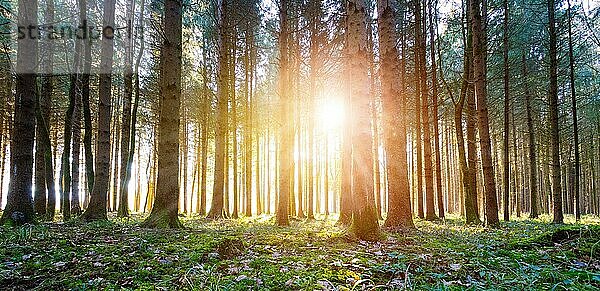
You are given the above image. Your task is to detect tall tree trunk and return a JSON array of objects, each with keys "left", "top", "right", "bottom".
[
  {"left": 522, "top": 53, "right": 539, "bottom": 219},
  {"left": 547, "top": 0, "right": 562, "bottom": 224},
  {"left": 378, "top": 0, "right": 414, "bottom": 229},
  {"left": 502, "top": 0, "right": 510, "bottom": 221},
  {"left": 416, "top": 0, "right": 437, "bottom": 221},
  {"left": 307, "top": 0, "right": 321, "bottom": 221},
  {"left": 127, "top": 0, "right": 145, "bottom": 214},
  {"left": 34, "top": 0, "right": 55, "bottom": 217},
  {"left": 71, "top": 1, "right": 86, "bottom": 215},
  {"left": 293, "top": 29, "right": 303, "bottom": 219},
  {"left": 81, "top": 0, "right": 116, "bottom": 221},
  {"left": 414, "top": 26, "right": 424, "bottom": 220},
  {"left": 454, "top": 0, "right": 480, "bottom": 224},
  {"left": 71, "top": 78, "right": 82, "bottom": 215},
  {"left": 511, "top": 112, "right": 519, "bottom": 217},
  {"left": 0, "top": 0, "right": 38, "bottom": 225},
  {"left": 366, "top": 16, "right": 381, "bottom": 220},
  {"left": 181, "top": 107, "right": 189, "bottom": 215},
  {"left": 429, "top": 0, "right": 444, "bottom": 219},
  {"left": 276, "top": 0, "right": 292, "bottom": 226},
  {"left": 62, "top": 42, "right": 82, "bottom": 220},
  {"left": 471, "top": 0, "right": 499, "bottom": 226},
  {"left": 141, "top": 0, "right": 183, "bottom": 228},
  {"left": 110, "top": 96, "right": 121, "bottom": 212},
  {"left": 199, "top": 36, "right": 209, "bottom": 216},
  {"left": 347, "top": 0, "right": 380, "bottom": 241},
  {"left": 232, "top": 40, "right": 240, "bottom": 219},
  {"left": 207, "top": 0, "right": 230, "bottom": 219},
  {"left": 0, "top": 38, "right": 8, "bottom": 211},
  {"left": 118, "top": 0, "right": 136, "bottom": 218},
  {"left": 81, "top": 0, "right": 94, "bottom": 197},
  {"left": 244, "top": 25, "right": 253, "bottom": 218},
  {"left": 566, "top": 0, "right": 580, "bottom": 221}
]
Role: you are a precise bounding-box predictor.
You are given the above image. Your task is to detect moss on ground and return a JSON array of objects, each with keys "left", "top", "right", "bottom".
[{"left": 0, "top": 213, "right": 598, "bottom": 290}]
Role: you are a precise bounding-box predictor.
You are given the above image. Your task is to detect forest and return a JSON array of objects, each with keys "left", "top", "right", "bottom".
[{"left": 0, "top": 0, "right": 599, "bottom": 288}]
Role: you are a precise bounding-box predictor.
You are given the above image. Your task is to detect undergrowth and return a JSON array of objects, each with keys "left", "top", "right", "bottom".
[{"left": 0, "top": 213, "right": 598, "bottom": 290}]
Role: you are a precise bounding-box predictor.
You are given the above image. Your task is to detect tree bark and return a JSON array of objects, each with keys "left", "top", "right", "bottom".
[
  {"left": 0, "top": 0, "right": 38, "bottom": 225},
  {"left": 471, "top": 0, "right": 499, "bottom": 226},
  {"left": 347, "top": 0, "right": 380, "bottom": 241},
  {"left": 378, "top": 0, "right": 414, "bottom": 230},
  {"left": 207, "top": 0, "right": 230, "bottom": 219},
  {"left": 128, "top": 0, "right": 145, "bottom": 214},
  {"left": 502, "top": 0, "right": 510, "bottom": 221},
  {"left": 276, "top": 0, "right": 292, "bottom": 226},
  {"left": 81, "top": 0, "right": 94, "bottom": 197},
  {"left": 141, "top": 0, "right": 183, "bottom": 228},
  {"left": 521, "top": 53, "right": 539, "bottom": 219},
  {"left": 566, "top": 0, "right": 580, "bottom": 221},
  {"left": 454, "top": 0, "right": 480, "bottom": 224},
  {"left": 34, "top": 0, "right": 55, "bottom": 217},
  {"left": 415, "top": 0, "right": 437, "bottom": 222},
  {"left": 429, "top": 0, "right": 444, "bottom": 219},
  {"left": 117, "top": 0, "right": 136, "bottom": 218},
  {"left": 547, "top": 0, "right": 563, "bottom": 224},
  {"left": 81, "top": 0, "right": 116, "bottom": 221},
  {"left": 307, "top": 0, "right": 321, "bottom": 221}
]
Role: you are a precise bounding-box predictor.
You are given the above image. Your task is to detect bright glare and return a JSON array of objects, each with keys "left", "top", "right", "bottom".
[{"left": 318, "top": 97, "right": 346, "bottom": 132}]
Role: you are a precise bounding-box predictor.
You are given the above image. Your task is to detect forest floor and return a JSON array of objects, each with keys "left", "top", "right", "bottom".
[{"left": 0, "top": 213, "right": 599, "bottom": 290}]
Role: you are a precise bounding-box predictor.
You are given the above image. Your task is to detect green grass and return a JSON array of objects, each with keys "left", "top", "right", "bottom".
[{"left": 1, "top": 213, "right": 599, "bottom": 290}]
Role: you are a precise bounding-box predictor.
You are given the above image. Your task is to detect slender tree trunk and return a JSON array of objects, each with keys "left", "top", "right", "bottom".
[
  {"left": 416, "top": 0, "right": 437, "bottom": 221},
  {"left": 511, "top": 111, "right": 520, "bottom": 217},
  {"left": 378, "top": 0, "right": 414, "bottom": 229},
  {"left": 294, "top": 40, "right": 303, "bottom": 218},
  {"left": 502, "top": 0, "right": 510, "bottom": 221},
  {"left": 81, "top": 0, "right": 94, "bottom": 196},
  {"left": 62, "top": 64, "right": 80, "bottom": 221},
  {"left": 199, "top": 36, "right": 209, "bottom": 216},
  {"left": 34, "top": 0, "right": 55, "bottom": 217},
  {"left": 521, "top": 53, "right": 539, "bottom": 218},
  {"left": 366, "top": 17, "right": 381, "bottom": 220},
  {"left": 414, "top": 30, "right": 424, "bottom": 220},
  {"left": 141, "top": 0, "right": 183, "bottom": 228},
  {"left": 0, "top": 0, "right": 38, "bottom": 225},
  {"left": 182, "top": 106, "right": 189, "bottom": 215},
  {"left": 307, "top": 0, "right": 321, "bottom": 221},
  {"left": 453, "top": 0, "right": 480, "bottom": 224},
  {"left": 566, "top": 0, "right": 580, "bottom": 221},
  {"left": 110, "top": 79, "right": 122, "bottom": 212},
  {"left": 71, "top": 78, "right": 82, "bottom": 215},
  {"left": 276, "top": 0, "right": 292, "bottom": 226},
  {"left": 81, "top": 0, "right": 116, "bottom": 221},
  {"left": 471, "top": 0, "right": 499, "bottom": 226},
  {"left": 244, "top": 27, "right": 253, "bottom": 218},
  {"left": 207, "top": 0, "right": 230, "bottom": 219},
  {"left": 117, "top": 0, "right": 136, "bottom": 218},
  {"left": 347, "top": 0, "right": 380, "bottom": 241},
  {"left": 71, "top": 3, "right": 85, "bottom": 215},
  {"left": 547, "top": 0, "right": 563, "bottom": 224},
  {"left": 232, "top": 42, "right": 240, "bottom": 219},
  {"left": 429, "top": 0, "right": 444, "bottom": 219},
  {"left": 0, "top": 48, "right": 9, "bottom": 212},
  {"left": 128, "top": 0, "right": 145, "bottom": 214}
]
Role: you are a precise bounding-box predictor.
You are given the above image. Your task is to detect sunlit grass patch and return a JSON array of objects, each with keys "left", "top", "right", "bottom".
[{"left": 0, "top": 214, "right": 598, "bottom": 290}]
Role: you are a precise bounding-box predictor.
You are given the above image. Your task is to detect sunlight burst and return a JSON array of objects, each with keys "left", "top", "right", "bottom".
[{"left": 318, "top": 97, "right": 346, "bottom": 133}]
